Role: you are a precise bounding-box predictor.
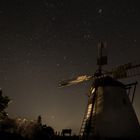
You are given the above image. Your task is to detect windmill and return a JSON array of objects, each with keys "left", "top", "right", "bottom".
[{"left": 58, "top": 42, "right": 140, "bottom": 139}]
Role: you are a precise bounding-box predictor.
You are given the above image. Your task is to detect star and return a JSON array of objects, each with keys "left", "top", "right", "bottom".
[
  {"left": 83, "top": 34, "right": 91, "bottom": 39},
  {"left": 57, "top": 63, "right": 60, "bottom": 67},
  {"left": 98, "top": 8, "right": 103, "bottom": 15},
  {"left": 134, "top": 39, "right": 137, "bottom": 43},
  {"left": 63, "top": 56, "right": 67, "bottom": 60}
]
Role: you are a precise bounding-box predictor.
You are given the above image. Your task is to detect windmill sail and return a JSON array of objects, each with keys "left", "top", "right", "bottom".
[
  {"left": 108, "top": 63, "right": 140, "bottom": 79},
  {"left": 59, "top": 75, "right": 93, "bottom": 87}
]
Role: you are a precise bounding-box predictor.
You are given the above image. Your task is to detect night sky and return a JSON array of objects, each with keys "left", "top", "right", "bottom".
[{"left": 0, "top": 0, "right": 140, "bottom": 134}]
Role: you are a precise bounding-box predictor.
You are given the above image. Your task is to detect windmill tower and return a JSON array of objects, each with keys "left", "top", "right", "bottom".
[{"left": 58, "top": 42, "right": 140, "bottom": 139}]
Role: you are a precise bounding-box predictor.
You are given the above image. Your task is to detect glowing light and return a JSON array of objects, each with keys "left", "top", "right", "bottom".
[
  {"left": 69, "top": 75, "right": 92, "bottom": 84},
  {"left": 91, "top": 87, "right": 95, "bottom": 94},
  {"left": 86, "top": 104, "right": 92, "bottom": 119}
]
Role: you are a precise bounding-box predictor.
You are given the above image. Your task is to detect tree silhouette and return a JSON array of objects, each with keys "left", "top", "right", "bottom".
[
  {"left": 37, "top": 115, "right": 42, "bottom": 125},
  {"left": 0, "top": 89, "right": 10, "bottom": 120}
]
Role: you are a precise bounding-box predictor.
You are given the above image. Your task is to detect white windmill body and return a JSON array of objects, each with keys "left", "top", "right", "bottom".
[{"left": 81, "top": 76, "right": 140, "bottom": 139}]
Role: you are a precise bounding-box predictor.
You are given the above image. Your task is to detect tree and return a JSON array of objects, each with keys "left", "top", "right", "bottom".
[
  {"left": 37, "top": 115, "right": 42, "bottom": 125},
  {"left": 0, "top": 89, "right": 10, "bottom": 120}
]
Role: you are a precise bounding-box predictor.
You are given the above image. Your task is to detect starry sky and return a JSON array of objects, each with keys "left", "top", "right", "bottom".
[{"left": 0, "top": 0, "right": 140, "bottom": 134}]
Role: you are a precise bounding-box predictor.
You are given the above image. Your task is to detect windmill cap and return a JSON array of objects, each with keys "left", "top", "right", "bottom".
[{"left": 93, "top": 76, "right": 125, "bottom": 88}]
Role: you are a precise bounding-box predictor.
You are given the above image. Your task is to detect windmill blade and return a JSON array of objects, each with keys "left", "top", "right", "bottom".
[
  {"left": 58, "top": 75, "right": 93, "bottom": 88},
  {"left": 106, "top": 63, "right": 140, "bottom": 79},
  {"left": 123, "top": 64, "right": 140, "bottom": 78}
]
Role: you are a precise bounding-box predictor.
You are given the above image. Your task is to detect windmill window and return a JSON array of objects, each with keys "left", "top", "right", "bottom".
[{"left": 91, "top": 87, "right": 95, "bottom": 94}]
